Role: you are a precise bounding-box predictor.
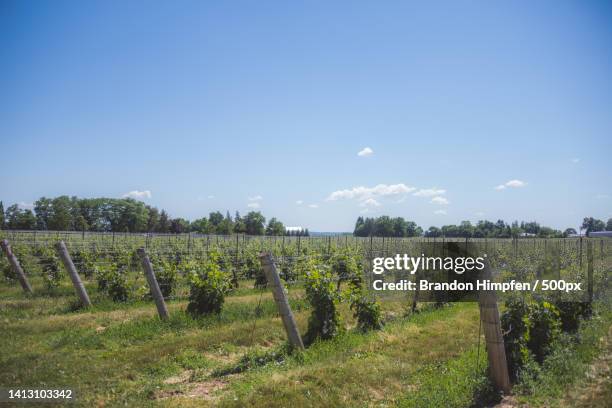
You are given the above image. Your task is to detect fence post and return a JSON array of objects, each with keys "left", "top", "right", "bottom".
[
  {"left": 478, "top": 265, "right": 511, "bottom": 394},
  {"left": 0, "top": 239, "right": 33, "bottom": 294},
  {"left": 259, "top": 253, "right": 304, "bottom": 350},
  {"left": 137, "top": 248, "right": 169, "bottom": 320},
  {"left": 587, "top": 240, "right": 593, "bottom": 303},
  {"left": 579, "top": 236, "right": 583, "bottom": 270},
  {"left": 56, "top": 241, "right": 91, "bottom": 307},
  {"left": 232, "top": 234, "right": 240, "bottom": 288}
]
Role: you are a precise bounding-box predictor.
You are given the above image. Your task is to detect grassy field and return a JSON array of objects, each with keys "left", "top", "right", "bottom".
[
  {"left": 1, "top": 234, "right": 610, "bottom": 407},
  {"left": 0, "top": 273, "right": 493, "bottom": 407},
  {"left": 3, "top": 276, "right": 609, "bottom": 407}
]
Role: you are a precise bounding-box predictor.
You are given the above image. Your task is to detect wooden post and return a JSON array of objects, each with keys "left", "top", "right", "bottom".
[
  {"left": 411, "top": 242, "right": 422, "bottom": 313},
  {"left": 137, "top": 248, "right": 169, "bottom": 320},
  {"left": 587, "top": 240, "right": 593, "bottom": 303},
  {"left": 56, "top": 241, "right": 91, "bottom": 307},
  {"left": 232, "top": 234, "right": 239, "bottom": 288},
  {"left": 579, "top": 236, "right": 583, "bottom": 270},
  {"left": 1, "top": 239, "right": 33, "bottom": 294},
  {"left": 478, "top": 265, "right": 511, "bottom": 394},
  {"left": 259, "top": 253, "right": 304, "bottom": 350}
]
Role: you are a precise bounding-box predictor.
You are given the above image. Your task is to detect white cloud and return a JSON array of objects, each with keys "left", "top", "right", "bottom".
[
  {"left": 495, "top": 179, "right": 526, "bottom": 190},
  {"left": 360, "top": 198, "right": 381, "bottom": 207},
  {"left": 430, "top": 196, "right": 449, "bottom": 205},
  {"left": 247, "top": 202, "right": 260, "bottom": 209},
  {"left": 197, "top": 194, "right": 216, "bottom": 201},
  {"left": 571, "top": 158, "right": 580, "bottom": 164},
  {"left": 434, "top": 209, "right": 447, "bottom": 215},
  {"left": 327, "top": 183, "right": 415, "bottom": 201},
  {"left": 18, "top": 202, "right": 34, "bottom": 210},
  {"left": 122, "top": 190, "right": 152, "bottom": 199},
  {"left": 506, "top": 179, "right": 526, "bottom": 188},
  {"left": 413, "top": 188, "right": 446, "bottom": 197},
  {"left": 248, "top": 195, "right": 263, "bottom": 201},
  {"left": 360, "top": 208, "right": 370, "bottom": 214},
  {"left": 296, "top": 200, "right": 304, "bottom": 205},
  {"left": 475, "top": 212, "right": 486, "bottom": 217},
  {"left": 357, "top": 147, "right": 374, "bottom": 157},
  {"left": 308, "top": 204, "right": 319, "bottom": 208}
]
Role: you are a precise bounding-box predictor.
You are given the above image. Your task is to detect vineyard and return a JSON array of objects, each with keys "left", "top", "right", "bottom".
[{"left": 0, "top": 231, "right": 610, "bottom": 407}]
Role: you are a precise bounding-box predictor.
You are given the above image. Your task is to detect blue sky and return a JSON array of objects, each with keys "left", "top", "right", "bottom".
[{"left": 1, "top": 1, "right": 611, "bottom": 232}]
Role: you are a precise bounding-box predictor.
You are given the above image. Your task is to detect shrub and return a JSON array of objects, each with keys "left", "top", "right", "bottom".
[
  {"left": 527, "top": 301, "right": 561, "bottom": 364},
  {"left": 302, "top": 260, "right": 340, "bottom": 345},
  {"left": 350, "top": 294, "right": 383, "bottom": 332},
  {"left": 72, "top": 249, "right": 96, "bottom": 278},
  {"left": 107, "top": 270, "right": 129, "bottom": 302},
  {"left": 40, "top": 254, "right": 63, "bottom": 290},
  {"left": 186, "top": 250, "right": 231, "bottom": 316},
  {"left": 501, "top": 296, "right": 530, "bottom": 381},
  {"left": 2, "top": 263, "right": 16, "bottom": 282},
  {"left": 549, "top": 294, "right": 591, "bottom": 333},
  {"left": 341, "top": 254, "right": 382, "bottom": 332},
  {"left": 280, "top": 258, "right": 295, "bottom": 282},
  {"left": 153, "top": 259, "right": 178, "bottom": 298},
  {"left": 129, "top": 249, "right": 141, "bottom": 271},
  {"left": 96, "top": 264, "right": 129, "bottom": 302},
  {"left": 112, "top": 249, "right": 131, "bottom": 271},
  {"left": 245, "top": 252, "right": 266, "bottom": 289},
  {"left": 331, "top": 251, "right": 361, "bottom": 290}
]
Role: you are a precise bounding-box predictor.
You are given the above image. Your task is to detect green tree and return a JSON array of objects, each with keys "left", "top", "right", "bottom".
[
  {"left": 581, "top": 217, "right": 605, "bottom": 234},
  {"left": 233, "top": 211, "right": 246, "bottom": 234},
  {"left": 75, "top": 215, "right": 89, "bottom": 231},
  {"left": 77, "top": 198, "right": 108, "bottom": 231},
  {"left": 48, "top": 196, "right": 73, "bottom": 230},
  {"left": 563, "top": 228, "right": 577, "bottom": 237},
  {"left": 425, "top": 226, "right": 441, "bottom": 237},
  {"left": 34, "top": 197, "right": 53, "bottom": 230},
  {"left": 208, "top": 211, "right": 224, "bottom": 233},
  {"left": 157, "top": 210, "right": 170, "bottom": 233},
  {"left": 265, "top": 217, "right": 285, "bottom": 236},
  {"left": 607, "top": 218, "right": 612, "bottom": 231},
  {"left": 0, "top": 201, "right": 4, "bottom": 229},
  {"left": 216, "top": 211, "right": 233, "bottom": 235},
  {"left": 406, "top": 221, "right": 422, "bottom": 237},
  {"left": 146, "top": 206, "right": 160, "bottom": 232},
  {"left": 458, "top": 221, "right": 474, "bottom": 237},
  {"left": 391, "top": 217, "right": 407, "bottom": 237},
  {"left": 538, "top": 226, "right": 562, "bottom": 238},
  {"left": 5, "top": 204, "right": 36, "bottom": 230},
  {"left": 170, "top": 218, "right": 190, "bottom": 233},
  {"left": 374, "top": 216, "right": 394, "bottom": 237},
  {"left": 190, "top": 217, "right": 210, "bottom": 233},
  {"left": 244, "top": 211, "right": 265, "bottom": 235}
]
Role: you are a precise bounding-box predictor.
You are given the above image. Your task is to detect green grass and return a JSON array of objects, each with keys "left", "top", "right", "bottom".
[
  {"left": 397, "top": 346, "right": 494, "bottom": 408},
  {"left": 1, "top": 269, "right": 610, "bottom": 407},
  {"left": 513, "top": 306, "right": 612, "bottom": 407}
]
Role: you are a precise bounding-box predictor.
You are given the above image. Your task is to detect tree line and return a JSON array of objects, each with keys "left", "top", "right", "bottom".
[
  {"left": 354, "top": 215, "right": 612, "bottom": 238},
  {"left": 0, "top": 197, "right": 297, "bottom": 236}
]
